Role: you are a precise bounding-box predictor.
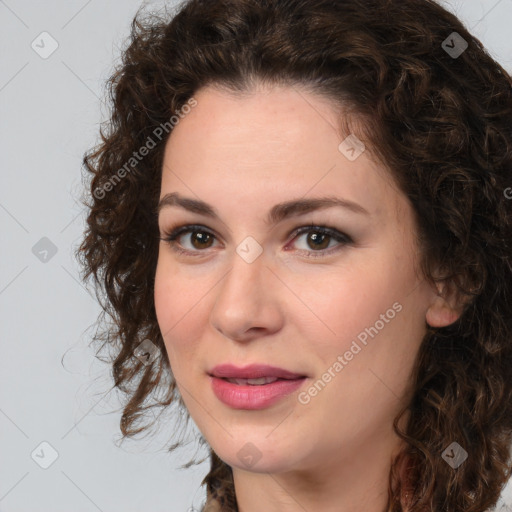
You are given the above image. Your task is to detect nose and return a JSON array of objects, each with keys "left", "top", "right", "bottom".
[{"left": 209, "top": 249, "right": 284, "bottom": 343}]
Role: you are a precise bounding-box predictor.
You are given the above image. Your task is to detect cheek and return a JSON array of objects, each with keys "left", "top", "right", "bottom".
[
  {"left": 299, "top": 258, "right": 408, "bottom": 347},
  {"left": 303, "top": 250, "right": 425, "bottom": 384},
  {"left": 154, "top": 259, "right": 176, "bottom": 332},
  {"left": 154, "top": 254, "right": 203, "bottom": 324},
  {"left": 153, "top": 259, "right": 203, "bottom": 370}
]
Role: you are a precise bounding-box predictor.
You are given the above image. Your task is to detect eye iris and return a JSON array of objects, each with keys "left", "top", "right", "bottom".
[
  {"left": 191, "top": 231, "right": 213, "bottom": 249},
  {"left": 179, "top": 229, "right": 337, "bottom": 252},
  {"left": 308, "top": 232, "right": 330, "bottom": 250}
]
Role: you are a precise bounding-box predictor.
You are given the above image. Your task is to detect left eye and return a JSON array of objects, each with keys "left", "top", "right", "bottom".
[
  {"left": 291, "top": 226, "right": 351, "bottom": 253},
  {"left": 159, "top": 224, "right": 353, "bottom": 258}
]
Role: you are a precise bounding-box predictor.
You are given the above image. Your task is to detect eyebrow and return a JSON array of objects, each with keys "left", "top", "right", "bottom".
[{"left": 157, "top": 192, "right": 370, "bottom": 226}]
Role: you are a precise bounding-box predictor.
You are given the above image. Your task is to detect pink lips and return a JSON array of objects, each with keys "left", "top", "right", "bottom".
[
  {"left": 209, "top": 364, "right": 307, "bottom": 410},
  {"left": 210, "top": 363, "right": 305, "bottom": 380}
]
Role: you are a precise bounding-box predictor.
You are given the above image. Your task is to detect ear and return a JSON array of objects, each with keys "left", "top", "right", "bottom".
[{"left": 425, "top": 279, "right": 467, "bottom": 328}]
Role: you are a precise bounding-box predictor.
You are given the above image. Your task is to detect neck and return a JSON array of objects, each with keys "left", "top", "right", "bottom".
[{"left": 231, "top": 431, "right": 407, "bottom": 512}]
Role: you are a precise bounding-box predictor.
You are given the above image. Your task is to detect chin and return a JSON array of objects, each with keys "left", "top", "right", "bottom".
[{"left": 211, "top": 436, "right": 305, "bottom": 475}]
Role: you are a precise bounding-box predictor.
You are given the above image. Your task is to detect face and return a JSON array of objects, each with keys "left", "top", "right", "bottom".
[{"left": 154, "top": 84, "right": 447, "bottom": 479}]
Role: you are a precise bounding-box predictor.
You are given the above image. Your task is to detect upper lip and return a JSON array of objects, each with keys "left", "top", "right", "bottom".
[{"left": 209, "top": 364, "right": 306, "bottom": 380}]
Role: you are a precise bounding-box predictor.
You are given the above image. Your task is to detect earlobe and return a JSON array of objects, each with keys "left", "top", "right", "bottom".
[{"left": 425, "top": 281, "right": 465, "bottom": 328}]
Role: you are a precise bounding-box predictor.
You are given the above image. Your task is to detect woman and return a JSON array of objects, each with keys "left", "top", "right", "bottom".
[{"left": 77, "top": 0, "right": 512, "bottom": 510}]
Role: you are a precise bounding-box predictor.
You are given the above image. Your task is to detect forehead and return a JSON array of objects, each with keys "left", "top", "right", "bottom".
[{"left": 161, "top": 84, "right": 406, "bottom": 224}]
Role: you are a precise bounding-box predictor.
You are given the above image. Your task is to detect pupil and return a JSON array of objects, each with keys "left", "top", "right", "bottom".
[
  {"left": 309, "top": 232, "right": 329, "bottom": 250},
  {"left": 193, "top": 231, "right": 211, "bottom": 249},
  {"left": 190, "top": 231, "right": 331, "bottom": 251}
]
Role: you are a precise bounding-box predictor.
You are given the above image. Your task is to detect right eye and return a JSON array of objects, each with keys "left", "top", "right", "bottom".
[{"left": 160, "top": 224, "right": 219, "bottom": 256}]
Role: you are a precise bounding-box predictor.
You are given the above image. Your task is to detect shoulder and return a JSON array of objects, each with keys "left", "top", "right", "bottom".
[{"left": 200, "top": 495, "right": 223, "bottom": 512}]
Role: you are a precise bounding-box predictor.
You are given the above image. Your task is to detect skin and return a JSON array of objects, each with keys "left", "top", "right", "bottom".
[{"left": 154, "top": 83, "right": 462, "bottom": 512}]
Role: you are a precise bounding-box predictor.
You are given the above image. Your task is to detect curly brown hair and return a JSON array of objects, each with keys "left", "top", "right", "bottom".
[{"left": 76, "top": 0, "right": 512, "bottom": 510}]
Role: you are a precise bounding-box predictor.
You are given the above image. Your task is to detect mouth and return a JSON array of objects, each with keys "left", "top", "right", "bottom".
[
  {"left": 208, "top": 364, "right": 308, "bottom": 410},
  {"left": 220, "top": 376, "right": 297, "bottom": 386},
  {"left": 208, "top": 363, "right": 307, "bottom": 382}
]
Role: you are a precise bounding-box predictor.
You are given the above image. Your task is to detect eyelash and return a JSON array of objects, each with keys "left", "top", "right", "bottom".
[{"left": 159, "top": 223, "right": 353, "bottom": 259}]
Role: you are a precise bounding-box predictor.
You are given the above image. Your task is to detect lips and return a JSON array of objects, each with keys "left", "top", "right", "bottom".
[
  {"left": 209, "top": 364, "right": 308, "bottom": 409},
  {"left": 209, "top": 363, "right": 306, "bottom": 380}
]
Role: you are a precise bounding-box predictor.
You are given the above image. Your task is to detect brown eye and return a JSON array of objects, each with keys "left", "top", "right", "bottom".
[
  {"left": 290, "top": 226, "right": 352, "bottom": 258},
  {"left": 305, "top": 232, "right": 331, "bottom": 250},
  {"left": 160, "top": 224, "right": 219, "bottom": 255},
  {"left": 160, "top": 224, "right": 352, "bottom": 259},
  {"left": 189, "top": 231, "right": 214, "bottom": 249}
]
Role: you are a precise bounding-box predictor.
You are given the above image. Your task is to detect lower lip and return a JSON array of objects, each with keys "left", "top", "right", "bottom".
[{"left": 210, "top": 376, "right": 307, "bottom": 410}]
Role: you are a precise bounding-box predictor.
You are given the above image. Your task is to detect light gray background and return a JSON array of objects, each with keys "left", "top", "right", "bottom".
[{"left": 1, "top": 1, "right": 511, "bottom": 511}]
